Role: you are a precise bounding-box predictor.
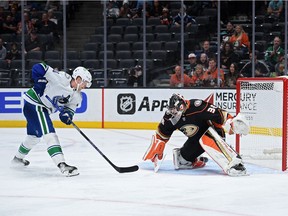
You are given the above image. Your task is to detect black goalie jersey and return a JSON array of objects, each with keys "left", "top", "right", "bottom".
[{"left": 157, "top": 99, "right": 231, "bottom": 142}]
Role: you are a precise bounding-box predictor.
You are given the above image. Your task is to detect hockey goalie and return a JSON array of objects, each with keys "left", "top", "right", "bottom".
[{"left": 143, "top": 93, "right": 250, "bottom": 176}]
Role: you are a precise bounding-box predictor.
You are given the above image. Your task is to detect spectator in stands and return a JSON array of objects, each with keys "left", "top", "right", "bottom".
[
  {"left": 199, "top": 40, "right": 215, "bottom": 60},
  {"left": 5, "top": 42, "right": 20, "bottom": 65},
  {"left": 197, "top": 53, "right": 209, "bottom": 72},
  {"left": 220, "top": 21, "right": 234, "bottom": 47},
  {"left": 224, "top": 63, "right": 242, "bottom": 88},
  {"left": 170, "top": 65, "right": 191, "bottom": 87},
  {"left": 267, "top": 0, "right": 283, "bottom": 19},
  {"left": 24, "top": 30, "right": 42, "bottom": 53},
  {"left": 35, "top": 12, "right": 58, "bottom": 35},
  {"left": 159, "top": 7, "right": 172, "bottom": 26},
  {"left": 173, "top": 5, "right": 196, "bottom": 28},
  {"left": 274, "top": 60, "right": 285, "bottom": 76},
  {"left": 150, "top": 0, "right": 163, "bottom": 17},
  {"left": 47, "top": 9, "right": 58, "bottom": 25},
  {"left": 0, "top": 37, "right": 7, "bottom": 60},
  {"left": 106, "top": 0, "right": 120, "bottom": 19},
  {"left": 136, "top": 1, "right": 154, "bottom": 19},
  {"left": 35, "top": 12, "right": 59, "bottom": 45},
  {"left": 119, "top": 0, "right": 133, "bottom": 19},
  {"left": 16, "top": 12, "right": 34, "bottom": 35},
  {"left": 229, "top": 24, "right": 250, "bottom": 57},
  {"left": 127, "top": 65, "right": 143, "bottom": 87},
  {"left": 186, "top": 53, "right": 197, "bottom": 77},
  {"left": 2, "top": 14, "right": 17, "bottom": 34},
  {"left": 264, "top": 36, "right": 284, "bottom": 72},
  {"left": 203, "top": 58, "right": 225, "bottom": 87},
  {"left": 9, "top": 6, "right": 21, "bottom": 24},
  {"left": 190, "top": 64, "right": 205, "bottom": 87},
  {"left": 30, "top": 7, "right": 41, "bottom": 23},
  {"left": 240, "top": 51, "right": 270, "bottom": 77},
  {"left": 220, "top": 41, "right": 239, "bottom": 70}
]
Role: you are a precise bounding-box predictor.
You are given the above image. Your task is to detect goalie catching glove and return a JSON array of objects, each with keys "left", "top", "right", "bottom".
[
  {"left": 223, "top": 113, "right": 250, "bottom": 135},
  {"left": 143, "top": 135, "right": 166, "bottom": 162}
]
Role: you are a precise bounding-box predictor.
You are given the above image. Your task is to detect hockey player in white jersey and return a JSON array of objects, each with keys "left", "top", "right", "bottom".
[{"left": 12, "top": 63, "right": 92, "bottom": 177}]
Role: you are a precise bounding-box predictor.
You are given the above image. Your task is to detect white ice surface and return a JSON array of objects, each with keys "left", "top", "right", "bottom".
[{"left": 0, "top": 128, "right": 288, "bottom": 216}]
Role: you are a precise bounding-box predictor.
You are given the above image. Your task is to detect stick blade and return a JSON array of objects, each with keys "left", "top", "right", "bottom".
[{"left": 116, "top": 165, "right": 139, "bottom": 173}]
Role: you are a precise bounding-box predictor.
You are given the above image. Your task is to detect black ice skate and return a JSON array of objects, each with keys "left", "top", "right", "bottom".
[
  {"left": 11, "top": 156, "right": 30, "bottom": 166},
  {"left": 58, "top": 162, "right": 79, "bottom": 177}
]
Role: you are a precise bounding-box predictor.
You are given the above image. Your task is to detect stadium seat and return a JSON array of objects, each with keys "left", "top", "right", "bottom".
[
  {"left": 123, "top": 34, "right": 139, "bottom": 43},
  {"left": 118, "top": 59, "right": 136, "bottom": 69},
  {"left": 83, "top": 59, "right": 100, "bottom": 70},
  {"left": 66, "top": 51, "right": 79, "bottom": 60},
  {"left": 44, "top": 50, "right": 61, "bottom": 60},
  {"left": 148, "top": 41, "right": 162, "bottom": 50},
  {"left": 115, "top": 50, "right": 132, "bottom": 60},
  {"left": 26, "top": 51, "right": 43, "bottom": 61}
]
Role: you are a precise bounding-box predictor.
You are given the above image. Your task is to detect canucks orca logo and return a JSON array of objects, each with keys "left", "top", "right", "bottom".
[{"left": 117, "top": 94, "right": 136, "bottom": 114}]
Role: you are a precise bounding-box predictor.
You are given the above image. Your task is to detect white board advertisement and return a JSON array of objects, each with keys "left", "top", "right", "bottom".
[{"left": 0, "top": 88, "right": 237, "bottom": 128}]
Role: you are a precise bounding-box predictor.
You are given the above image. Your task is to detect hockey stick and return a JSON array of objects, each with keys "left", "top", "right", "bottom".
[{"left": 71, "top": 121, "right": 139, "bottom": 173}]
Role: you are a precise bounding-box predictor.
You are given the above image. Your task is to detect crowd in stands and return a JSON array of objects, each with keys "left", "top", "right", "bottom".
[
  {"left": 0, "top": 0, "right": 287, "bottom": 88},
  {"left": 0, "top": 0, "right": 80, "bottom": 87}
]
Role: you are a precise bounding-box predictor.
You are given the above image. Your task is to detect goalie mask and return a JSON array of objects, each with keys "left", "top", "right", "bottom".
[
  {"left": 72, "top": 66, "right": 92, "bottom": 90},
  {"left": 167, "top": 93, "right": 187, "bottom": 116}
]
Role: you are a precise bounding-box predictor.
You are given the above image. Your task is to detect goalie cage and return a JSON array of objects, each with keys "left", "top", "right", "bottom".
[{"left": 236, "top": 77, "right": 288, "bottom": 171}]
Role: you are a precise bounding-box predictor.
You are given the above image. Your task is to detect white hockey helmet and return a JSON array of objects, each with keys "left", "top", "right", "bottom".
[{"left": 72, "top": 66, "right": 92, "bottom": 88}]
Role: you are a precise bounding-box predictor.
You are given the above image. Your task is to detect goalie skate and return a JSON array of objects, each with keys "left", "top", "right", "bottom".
[
  {"left": 11, "top": 156, "right": 30, "bottom": 166},
  {"left": 227, "top": 163, "right": 248, "bottom": 177},
  {"left": 58, "top": 162, "right": 79, "bottom": 177},
  {"left": 173, "top": 148, "right": 208, "bottom": 170}
]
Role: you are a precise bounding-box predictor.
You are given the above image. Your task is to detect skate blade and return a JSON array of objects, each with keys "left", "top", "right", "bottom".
[
  {"left": 227, "top": 170, "right": 249, "bottom": 177},
  {"left": 153, "top": 154, "right": 166, "bottom": 173},
  {"left": 11, "top": 158, "right": 30, "bottom": 167},
  {"left": 63, "top": 170, "right": 80, "bottom": 177}
]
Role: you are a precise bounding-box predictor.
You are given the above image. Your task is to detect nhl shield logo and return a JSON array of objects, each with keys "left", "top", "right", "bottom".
[{"left": 117, "top": 94, "right": 136, "bottom": 114}]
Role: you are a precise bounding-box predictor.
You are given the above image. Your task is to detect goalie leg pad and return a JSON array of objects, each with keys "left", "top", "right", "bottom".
[
  {"left": 200, "top": 127, "right": 247, "bottom": 176},
  {"left": 173, "top": 148, "right": 207, "bottom": 170},
  {"left": 143, "top": 135, "right": 166, "bottom": 162}
]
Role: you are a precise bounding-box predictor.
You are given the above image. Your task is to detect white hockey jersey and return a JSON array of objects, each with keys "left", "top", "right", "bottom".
[{"left": 23, "top": 63, "right": 82, "bottom": 114}]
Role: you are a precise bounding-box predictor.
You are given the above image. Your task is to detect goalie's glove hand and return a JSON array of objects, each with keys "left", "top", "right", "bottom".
[
  {"left": 223, "top": 113, "right": 250, "bottom": 135},
  {"left": 231, "top": 113, "right": 250, "bottom": 135},
  {"left": 59, "top": 111, "right": 73, "bottom": 125},
  {"left": 143, "top": 135, "right": 166, "bottom": 162}
]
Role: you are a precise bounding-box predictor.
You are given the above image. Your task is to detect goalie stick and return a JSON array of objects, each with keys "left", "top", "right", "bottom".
[{"left": 71, "top": 121, "right": 139, "bottom": 173}]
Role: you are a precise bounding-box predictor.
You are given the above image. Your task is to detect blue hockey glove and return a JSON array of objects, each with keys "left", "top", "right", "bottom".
[{"left": 59, "top": 111, "right": 73, "bottom": 125}]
